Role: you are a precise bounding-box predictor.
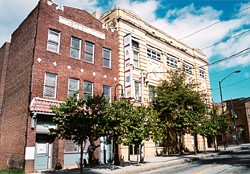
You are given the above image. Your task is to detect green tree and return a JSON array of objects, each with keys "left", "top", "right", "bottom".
[
  {"left": 50, "top": 94, "right": 108, "bottom": 174},
  {"left": 152, "top": 70, "right": 206, "bottom": 154},
  {"left": 104, "top": 99, "right": 163, "bottom": 165}
]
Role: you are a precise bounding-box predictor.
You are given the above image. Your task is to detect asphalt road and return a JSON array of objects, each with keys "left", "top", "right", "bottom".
[{"left": 141, "top": 150, "right": 250, "bottom": 174}]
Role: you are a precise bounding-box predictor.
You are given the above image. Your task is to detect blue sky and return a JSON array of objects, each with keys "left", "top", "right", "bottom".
[{"left": 0, "top": 0, "right": 249, "bottom": 103}]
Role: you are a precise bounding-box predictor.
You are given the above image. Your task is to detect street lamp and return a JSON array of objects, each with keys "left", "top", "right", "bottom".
[
  {"left": 219, "top": 70, "right": 241, "bottom": 113},
  {"left": 218, "top": 70, "right": 240, "bottom": 149},
  {"left": 114, "top": 84, "right": 124, "bottom": 101}
]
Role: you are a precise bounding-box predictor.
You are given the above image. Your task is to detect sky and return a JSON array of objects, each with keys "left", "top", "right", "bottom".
[{"left": 0, "top": 0, "right": 249, "bottom": 103}]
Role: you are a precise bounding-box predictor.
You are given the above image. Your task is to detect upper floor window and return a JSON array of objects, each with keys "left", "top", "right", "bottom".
[
  {"left": 133, "top": 51, "right": 139, "bottom": 68},
  {"left": 183, "top": 63, "right": 193, "bottom": 75},
  {"left": 103, "top": 85, "right": 111, "bottom": 100},
  {"left": 47, "top": 29, "right": 60, "bottom": 53},
  {"left": 84, "top": 42, "right": 94, "bottom": 63},
  {"left": 102, "top": 48, "right": 111, "bottom": 68},
  {"left": 68, "top": 78, "right": 79, "bottom": 98},
  {"left": 166, "top": 55, "right": 178, "bottom": 68},
  {"left": 199, "top": 69, "right": 205, "bottom": 78},
  {"left": 70, "top": 37, "right": 81, "bottom": 59},
  {"left": 43, "top": 73, "right": 57, "bottom": 98},
  {"left": 147, "top": 48, "right": 161, "bottom": 61},
  {"left": 83, "top": 81, "right": 93, "bottom": 98},
  {"left": 132, "top": 40, "right": 139, "bottom": 49}
]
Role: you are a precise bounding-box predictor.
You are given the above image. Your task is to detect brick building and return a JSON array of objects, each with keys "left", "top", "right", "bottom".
[
  {"left": 0, "top": 0, "right": 118, "bottom": 172},
  {"left": 224, "top": 97, "right": 250, "bottom": 145}
]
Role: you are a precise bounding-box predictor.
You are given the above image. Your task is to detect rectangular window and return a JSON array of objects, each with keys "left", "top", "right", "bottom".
[
  {"left": 147, "top": 48, "right": 161, "bottom": 61},
  {"left": 149, "top": 86, "right": 155, "bottom": 102},
  {"left": 70, "top": 37, "right": 81, "bottom": 59},
  {"left": 64, "top": 140, "right": 79, "bottom": 153},
  {"left": 47, "top": 29, "right": 60, "bottom": 53},
  {"left": 133, "top": 51, "right": 139, "bottom": 68},
  {"left": 102, "top": 48, "right": 111, "bottom": 68},
  {"left": 68, "top": 78, "right": 79, "bottom": 97},
  {"left": 43, "top": 73, "right": 57, "bottom": 98},
  {"left": 84, "top": 42, "right": 94, "bottom": 63},
  {"left": 134, "top": 81, "right": 140, "bottom": 99},
  {"left": 199, "top": 69, "right": 205, "bottom": 78},
  {"left": 103, "top": 85, "right": 111, "bottom": 100},
  {"left": 132, "top": 40, "right": 139, "bottom": 49},
  {"left": 183, "top": 63, "right": 193, "bottom": 74},
  {"left": 166, "top": 55, "right": 178, "bottom": 68},
  {"left": 83, "top": 81, "right": 93, "bottom": 98}
]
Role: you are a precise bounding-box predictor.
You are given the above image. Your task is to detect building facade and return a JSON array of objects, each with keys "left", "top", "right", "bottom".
[
  {"left": 100, "top": 8, "right": 212, "bottom": 159},
  {"left": 0, "top": 0, "right": 118, "bottom": 173},
  {"left": 224, "top": 98, "right": 250, "bottom": 145}
]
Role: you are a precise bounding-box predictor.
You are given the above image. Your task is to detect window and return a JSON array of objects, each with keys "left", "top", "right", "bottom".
[
  {"left": 70, "top": 37, "right": 81, "bottom": 59},
  {"left": 68, "top": 78, "right": 79, "bottom": 97},
  {"left": 133, "top": 51, "right": 139, "bottom": 68},
  {"left": 64, "top": 140, "right": 79, "bottom": 153},
  {"left": 129, "top": 144, "right": 139, "bottom": 155},
  {"left": 83, "top": 81, "right": 93, "bottom": 98},
  {"left": 183, "top": 63, "right": 193, "bottom": 74},
  {"left": 132, "top": 40, "right": 139, "bottom": 49},
  {"left": 147, "top": 48, "right": 161, "bottom": 61},
  {"left": 44, "top": 73, "right": 57, "bottom": 98},
  {"left": 103, "top": 85, "right": 111, "bottom": 100},
  {"left": 166, "top": 55, "right": 178, "bottom": 68},
  {"left": 102, "top": 48, "right": 111, "bottom": 68},
  {"left": 134, "top": 81, "right": 140, "bottom": 99},
  {"left": 84, "top": 42, "right": 94, "bottom": 63},
  {"left": 47, "top": 29, "right": 60, "bottom": 53},
  {"left": 149, "top": 86, "right": 156, "bottom": 102},
  {"left": 199, "top": 69, "right": 205, "bottom": 78}
]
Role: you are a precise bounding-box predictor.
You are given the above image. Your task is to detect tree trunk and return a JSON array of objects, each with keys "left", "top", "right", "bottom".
[
  {"left": 113, "top": 136, "right": 120, "bottom": 165},
  {"left": 203, "top": 136, "right": 206, "bottom": 154},
  {"left": 80, "top": 141, "right": 83, "bottom": 174}
]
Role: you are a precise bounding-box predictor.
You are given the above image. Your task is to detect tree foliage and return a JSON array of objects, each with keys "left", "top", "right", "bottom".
[
  {"left": 50, "top": 94, "right": 108, "bottom": 173},
  {"left": 152, "top": 70, "right": 206, "bottom": 153}
]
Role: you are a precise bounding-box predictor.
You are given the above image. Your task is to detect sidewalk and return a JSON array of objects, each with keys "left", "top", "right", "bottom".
[{"left": 41, "top": 143, "right": 250, "bottom": 174}]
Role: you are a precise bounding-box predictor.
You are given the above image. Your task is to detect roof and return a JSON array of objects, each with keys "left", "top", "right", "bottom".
[{"left": 30, "top": 97, "right": 62, "bottom": 113}]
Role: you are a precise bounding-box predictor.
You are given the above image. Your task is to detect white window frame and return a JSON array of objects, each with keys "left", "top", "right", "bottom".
[
  {"left": 43, "top": 72, "right": 57, "bottom": 98},
  {"left": 166, "top": 55, "right": 178, "bottom": 68},
  {"left": 70, "top": 37, "right": 81, "bottom": 59},
  {"left": 133, "top": 50, "right": 139, "bottom": 68},
  {"left": 102, "top": 48, "right": 111, "bottom": 68},
  {"left": 149, "top": 86, "right": 155, "bottom": 102},
  {"left": 183, "top": 63, "right": 193, "bottom": 75},
  {"left": 83, "top": 81, "right": 93, "bottom": 98},
  {"left": 103, "top": 85, "right": 111, "bottom": 101},
  {"left": 84, "top": 41, "right": 94, "bottom": 63},
  {"left": 47, "top": 29, "right": 60, "bottom": 53},
  {"left": 68, "top": 78, "right": 79, "bottom": 98},
  {"left": 147, "top": 48, "right": 161, "bottom": 61}
]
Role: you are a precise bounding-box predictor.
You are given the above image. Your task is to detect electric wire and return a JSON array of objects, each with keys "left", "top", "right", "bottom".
[
  {"left": 179, "top": 6, "right": 250, "bottom": 40},
  {"left": 201, "top": 29, "right": 250, "bottom": 50}
]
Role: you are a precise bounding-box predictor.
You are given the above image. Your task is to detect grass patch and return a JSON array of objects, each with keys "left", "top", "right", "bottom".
[{"left": 0, "top": 169, "right": 24, "bottom": 174}]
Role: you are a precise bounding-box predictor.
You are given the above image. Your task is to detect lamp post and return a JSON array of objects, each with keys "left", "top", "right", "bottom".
[
  {"left": 114, "top": 84, "right": 124, "bottom": 101},
  {"left": 219, "top": 70, "right": 240, "bottom": 149},
  {"left": 219, "top": 70, "right": 241, "bottom": 113}
]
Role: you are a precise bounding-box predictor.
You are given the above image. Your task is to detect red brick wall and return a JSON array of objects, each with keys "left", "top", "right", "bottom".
[
  {"left": 0, "top": 42, "right": 10, "bottom": 115},
  {"left": 31, "top": 1, "right": 119, "bottom": 101},
  {"left": 0, "top": 5, "right": 38, "bottom": 169}
]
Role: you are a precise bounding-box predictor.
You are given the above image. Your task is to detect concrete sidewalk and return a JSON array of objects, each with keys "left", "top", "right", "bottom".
[{"left": 41, "top": 144, "right": 250, "bottom": 174}]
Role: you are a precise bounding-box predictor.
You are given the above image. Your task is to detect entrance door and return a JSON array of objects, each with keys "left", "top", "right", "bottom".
[{"left": 35, "top": 135, "right": 53, "bottom": 170}]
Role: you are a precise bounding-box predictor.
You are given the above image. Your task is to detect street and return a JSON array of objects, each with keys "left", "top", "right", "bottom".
[{"left": 141, "top": 149, "right": 250, "bottom": 174}]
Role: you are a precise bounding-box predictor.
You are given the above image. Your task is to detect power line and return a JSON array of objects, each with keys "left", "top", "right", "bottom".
[
  {"left": 201, "top": 29, "right": 250, "bottom": 50},
  {"left": 199, "top": 48, "right": 250, "bottom": 68},
  {"left": 179, "top": 6, "right": 250, "bottom": 40},
  {"left": 211, "top": 77, "right": 250, "bottom": 91}
]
